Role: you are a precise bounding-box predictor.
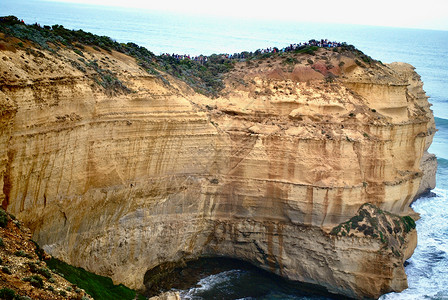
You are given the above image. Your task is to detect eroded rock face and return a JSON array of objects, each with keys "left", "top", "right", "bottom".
[{"left": 0, "top": 38, "right": 436, "bottom": 299}]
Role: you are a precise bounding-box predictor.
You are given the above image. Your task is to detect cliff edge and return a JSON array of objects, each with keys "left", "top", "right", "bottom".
[{"left": 0, "top": 18, "right": 437, "bottom": 299}]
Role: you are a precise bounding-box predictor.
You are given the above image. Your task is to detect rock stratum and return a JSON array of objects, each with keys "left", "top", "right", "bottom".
[{"left": 0, "top": 22, "right": 436, "bottom": 299}]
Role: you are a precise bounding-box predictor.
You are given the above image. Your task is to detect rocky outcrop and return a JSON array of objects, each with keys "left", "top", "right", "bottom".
[
  {"left": 0, "top": 208, "right": 92, "bottom": 299},
  {"left": 0, "top": 30, "right": 436, "bottom": 299},
  {"left": 149, "top": 291, "right": 180, "bottom": 300}
]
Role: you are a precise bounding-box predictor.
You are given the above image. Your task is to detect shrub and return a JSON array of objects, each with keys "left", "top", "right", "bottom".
[
  {"left": 0, "top": 287, "right": 16, "bottom": 300},
  {"left": 295, "top": 45, "right": 318, "bottom": 55},
  {"left": 324, "top": 73, "right": 335, "bottom": 83},
  {"left": 402, "top": 216, "right": 416, "bottom": 233},
  {"left": 37, "top": 267, "right": 52, "bottom": 279},
  {"left": 307, "top": 59, "right": 313, "bottom": 65},
  {"left": 14, "top": 250, "right": 33, "bottom": 258},
  {"left": 66, "top": 286, "right": 73, "bottom": 291},
  {"left": 2, "top": 266, "right": 12, "bottom": 275},
  {"left": 0, "top": 209, "right": 8, "bottom": 227},
  {"left": 59, "top": 290, "right": 67, "bottom": 297},
  {"left": 283, "top": 57, "right": 298, "bottom": 65},
  {"left": 73, "top": 48, "right": 84, "bottom": 57},
  {"left": 23, "top": 275, "right": 44, "bottom": 288},
  {"left": 0, "top": 237, "right": 4, "bottom": 247},
  {"left": 31, "top": 240, "right": 45, "bottom": 261},
  {"left": 26, "top": 262, "right": 38, "bottom": 272}
]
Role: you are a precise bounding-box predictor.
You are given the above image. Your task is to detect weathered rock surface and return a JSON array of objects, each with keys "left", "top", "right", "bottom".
[
  {"left": 0, "top": 208, "right": 92, "bottom": 299},
  {"left": 0, "top": 32, "right": 436, "bottom": 299},
  {"left": 149, "top": 291, "right": 181, "bottom": 300}
]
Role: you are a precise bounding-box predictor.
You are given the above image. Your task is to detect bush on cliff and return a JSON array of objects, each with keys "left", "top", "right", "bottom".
[
  {"left": 0, "top": 287, "right": 16, "bottom": 300},
  {"left": 22, "top": 275, "right": 44, "bottom": 288},
  {"left": 0, "top": 209, "right": 8, "bottom": 227}
]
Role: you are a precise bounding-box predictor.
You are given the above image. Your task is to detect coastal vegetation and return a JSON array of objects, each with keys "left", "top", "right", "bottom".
[
  {"left": 0, "top": 199, "right": 145, "bottom": 299},
  {"left": 46, "top": 257, "right": 146, "bottom": 300},
  {"left": 0, "top": 15, "right": 373, "bottom": 97},
  {"left": 330, "top": 203, "right": 416, "bottom": 257}
]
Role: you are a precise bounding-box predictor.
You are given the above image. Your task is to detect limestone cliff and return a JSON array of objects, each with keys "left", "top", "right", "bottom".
[{"left": 0, "top": 23, "right": 436, "bottom": 299}]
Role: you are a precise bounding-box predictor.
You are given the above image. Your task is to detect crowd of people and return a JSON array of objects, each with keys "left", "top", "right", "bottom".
[
  {"left": 161, "top": 39, "right": 343, "bottom": 64},
  {"left": 160, "top": 53, "right": 209, "bottom": 64}
]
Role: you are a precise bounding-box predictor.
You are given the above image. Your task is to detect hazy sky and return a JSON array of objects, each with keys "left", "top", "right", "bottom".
[{"left": 46, "top": 0, "right": 448, "bottom": 30}]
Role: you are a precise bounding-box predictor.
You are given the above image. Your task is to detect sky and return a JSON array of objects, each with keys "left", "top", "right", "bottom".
[{"left": 45, "top": 0, "right": 448, "bottom": 31}]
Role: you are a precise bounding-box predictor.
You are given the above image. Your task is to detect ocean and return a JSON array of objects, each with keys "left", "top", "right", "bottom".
[{"left": 1, "top": 0, "right": 447, "bottom": 299}]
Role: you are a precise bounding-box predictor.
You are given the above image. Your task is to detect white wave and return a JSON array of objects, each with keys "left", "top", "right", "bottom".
[
  {"left": 179, "top": 269, "right": 243, "bottom": 299},
  {"left": 380, "top": 188, "right": 448, "bottom": 299}
]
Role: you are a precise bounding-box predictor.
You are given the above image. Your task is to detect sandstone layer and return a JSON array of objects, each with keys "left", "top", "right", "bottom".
[{"left": 0, "top": 31, "right": 436, "bottom": 299}]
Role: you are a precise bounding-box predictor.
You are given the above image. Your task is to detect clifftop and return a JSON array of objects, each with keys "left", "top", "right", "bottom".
[
  {"left": 0, "top": 15, "right": 403, "bottom": 98},
  {"left": 0, "top": 16, "right": 437, "bottom": 299}
]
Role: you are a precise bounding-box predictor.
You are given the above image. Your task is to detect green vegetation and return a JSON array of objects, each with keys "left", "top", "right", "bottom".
[
  {"left": 0, "top": 15, "right": 374, "bottom": 97},
  {"left": 0, "top": 16, "right": 230, "bottom": 97},
  {"left": 401, "top": 216, "right": 416, "bottom": 233},
  {"left": 73, "top": 48, "right": 84, "bottom": 57},
  {"left": 282, "top": 56, "right": 298, "bottom": 65},
  {"left": 330, "top": 203, "right": 417, "bottom": 259},
  {"left": 46, "top": 257, "right": 145, "bottom": 300},
  {"left": 86, "top": 59, "right": 131, "bottom": 96},
  {"left": 14, "top": 250, "right": 33, "bottom": 259},
  {"left": 0, "top": 288, "right": 16, "bottom": 300},
  {"left": 295, "top": 45, "right": 319, "bottom": 55},
  {"left": 37, "top": 267, "right": 52, "bottom": 279},
  {"left": 0, "top": 208, "right": 8, "bottom": 227},
  {"left": 338, "top": 43, "right": 374, "bottom": 65},
  {"left": 30, "top": 240, "right": 45, "bottom": 261},
  {"left": 22, "top": 275, "right": 44, "bottom": 288}
]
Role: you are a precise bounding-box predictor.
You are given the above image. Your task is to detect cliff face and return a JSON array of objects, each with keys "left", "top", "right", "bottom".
[{"left": 0, "top": 33, "right": 436, "bottom": 299}]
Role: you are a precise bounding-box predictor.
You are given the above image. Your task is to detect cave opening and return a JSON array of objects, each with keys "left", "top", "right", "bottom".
[{"left": 143, "top": 256, "right": 340, "bottom": 299}]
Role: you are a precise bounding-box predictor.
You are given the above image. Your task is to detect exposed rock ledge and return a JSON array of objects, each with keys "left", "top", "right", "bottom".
[{"left": 0, "top": 32, "right": 436, "bottom": 299}]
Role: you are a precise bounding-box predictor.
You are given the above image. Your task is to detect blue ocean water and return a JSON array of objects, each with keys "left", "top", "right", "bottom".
[{"left": 1, "top": 1, "right": 447, "bottom": 299}]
